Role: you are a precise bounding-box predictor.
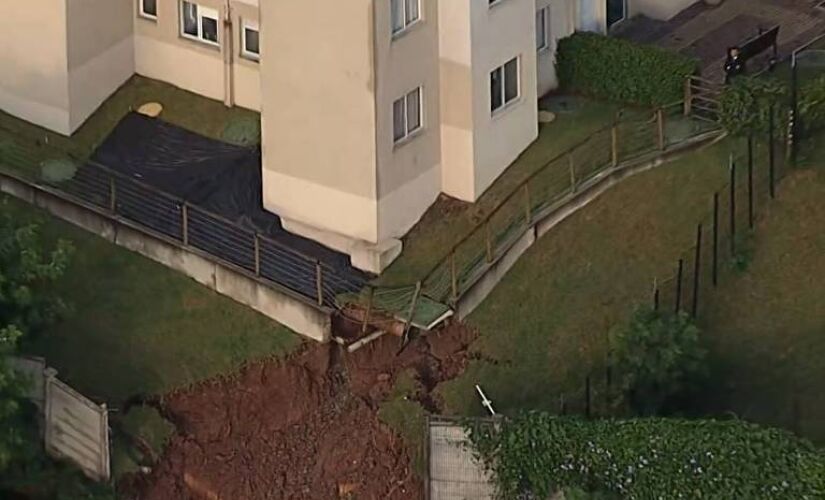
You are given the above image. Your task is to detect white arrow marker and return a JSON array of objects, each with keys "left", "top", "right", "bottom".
[{"left": 475, "top": 384, "right": 496, "bottom": 416}]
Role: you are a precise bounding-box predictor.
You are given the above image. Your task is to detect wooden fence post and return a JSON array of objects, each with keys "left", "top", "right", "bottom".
[
  {"left": 524, "top": 184, "right": 532, "bottom": 225},
  {"left": 181, "top": 203, "right": 189, "bottom": 245},
  {"left": 683, "top": 77, "right": 693, "bottom": 116},
  {"left": 611, "top": 125, "right": 619, "bottom": 167},
  {"left": 398, "top": 281, "right": 422, "bottom": 354},
  {"left": 657, "top": 108, "right": 666, "bottom": 151},
  {"left": 568, "top": 153, "right": 577, "bottom": 192},
  {"left": 254, "top": 233, "right": 261, "bottom": 276},
  {"left": 485, "top": 221, "right": 493, "bottom": 263},
  {"left": 450, "top": 251, "right": 458, "bottom": 303},
  {"left": 315, "top": 261, "right": 324, "bottom": 306},
  {"left": 361, "top": 286, "right": 374, "bottom": 336},
  {"left": 652, "top": 277, "right": 660, "bottom": 311},
  {"left": 585, "top": 375, "right": 592, "bottom": 418},
  {"left": 712, "top": 193, "right": 719, "bottom": 287},
  {"left": 747, "top": 135, "right": 754, "bottom": 229},
  {"left": 730, "top": 159, "right": 737, "bottom": 256},
  {"left": 675, "top": 258, "right": 684, "bottom": 313},
  {"left": 691, "top": 224, "right": 702, "bottom": 318},
  {"left": 109, "top": 176, "right": 116, "bottom": 213}
]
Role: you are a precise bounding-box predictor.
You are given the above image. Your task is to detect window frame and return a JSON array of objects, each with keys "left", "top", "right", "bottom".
[
  {"left": 180, "top": 1, "right": 221, "bottom": 47},
  {"left": 241, "top": 19, "right": 260, "bottom": 61},
  {"left": 139, "top": 0, "right": 158, "bottom": 20},
  {"left": 393, "top": 86, "right": 424, "bottom": 146},
  {"left": 490, "top": 57, "right": 520, "bottom": 115},
  {"left": 390, "top": 0, "right": 422, "bottom": 38},
  {"left": 536, "top": 6, "right": 550, "bottom": 53}
]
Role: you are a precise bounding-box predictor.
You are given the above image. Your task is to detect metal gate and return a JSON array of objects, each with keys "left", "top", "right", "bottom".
[{"left": 427, "top": 417, "right": 495, "bottom": 500}]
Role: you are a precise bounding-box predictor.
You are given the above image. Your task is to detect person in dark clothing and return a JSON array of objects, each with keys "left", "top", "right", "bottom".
[{"left": 724, "top": 46, "right": 746, "bottom": 84}]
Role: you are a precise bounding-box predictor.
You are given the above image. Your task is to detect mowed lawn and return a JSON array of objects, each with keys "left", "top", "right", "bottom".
[
  {"left": 699, "top": 167, "right": 825, "bottom": 445},
  {"left": 436, "top": 137, "right": 747, "bottom": 416}
]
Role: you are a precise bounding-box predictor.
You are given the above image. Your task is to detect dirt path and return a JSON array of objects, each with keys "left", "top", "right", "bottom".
[{"left": 121, "top": 322, "right": 476, "bottom": 500}]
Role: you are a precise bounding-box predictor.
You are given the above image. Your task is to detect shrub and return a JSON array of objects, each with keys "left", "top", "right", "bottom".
[
  {"left": 556, "top": 32, "right": 698, "bottom": 106},
  {"left": 719, "top": 77, "right": 788, "bottom": 136},
  {"left": 614, "top": 308, "right": 706, "bottom": 416},
  {"left": 800, "top": 75, "right": 825, "bottom": 133},
  {"left": 467, "top": 414, "right": 825, "bottom": 500}
]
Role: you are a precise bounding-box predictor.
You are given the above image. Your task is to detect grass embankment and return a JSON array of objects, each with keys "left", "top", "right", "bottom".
[{"left": 2, "top": 195, "right": 301, "bottom": 476}]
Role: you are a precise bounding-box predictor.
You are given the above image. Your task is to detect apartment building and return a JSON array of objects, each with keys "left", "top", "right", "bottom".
[{"left": 0, "top": 0, "right": 688, "bottom": 273}]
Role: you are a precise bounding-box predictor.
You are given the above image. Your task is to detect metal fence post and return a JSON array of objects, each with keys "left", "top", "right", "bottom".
[
  {"left": 253, "top": 233, "right": 261, "bottom": 276},
  {"left": 675, "top": 258, "right": 684, "bottom": 314},
  {"left": 315, "top": 261, "right": 324, "bottom": 306},
  {"left": 730, "top": 159, "right": 737, "bottom": 255},
  {"left": 683, "top": 77, "right": 693, "bottom": 116},
  {"left": 585, "top": 375, "right": 592, "bottom": 418},
  {"left": 769, "top": 103, "right": 776, "bottom": 198},
  {"left": 691, "top": 224, "right": 702, "bottom": 318},
  {"left": 712, "top": 193, "right": 719, "bottom": 287},
  {"left": 181, "top": 203, "right": 189, "bottom": 245},
  {"left": 108, "top": 176, "right": 116, "bottom": 213},
  {"left": 747, "top": 135, "right": 754, "bottom": 229},
  {"left": 611, "top": 125, "right": 619, "bottom": 167},
  {"left": 652, "top": 277, "right": 660, "bottom": 311},
  {"left": 657, "top": 108, "right": 666, "bottom": 151}
]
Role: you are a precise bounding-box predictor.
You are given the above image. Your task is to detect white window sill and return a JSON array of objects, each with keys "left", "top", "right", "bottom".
[
  {"left": 491, "top": 96, "right": 522, "bottom": 120},
  {"left": 138, "top": 12, "right": 158, "bottom": 22},
  {"left": 391, "top": 19, "right": 423, "bottom": 41},
  {"left": 181, "top": 32, "right": 220, "bottom": 49},
  {"left": 241, "top": 51, "right": 260, "bottom": 63},
  {"left": 393, "top": 127, "right": 424, "bottom": 150}
]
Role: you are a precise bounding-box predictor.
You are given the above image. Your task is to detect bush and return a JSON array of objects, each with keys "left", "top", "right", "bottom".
[
  {"left": 614, "top": 308, "right": 706, "bottom": 416},
  {"left": 719, "top": 77, "right": 788, "bottom": 136},
  {"left": 556, "top": 32, "right": 698, "bottom": 106},
  {"left": 468, "top": 414, "right": 825, "bottom": 500},
  {"left": 800, "top": 75, "right": 825, "bottom": 133}
]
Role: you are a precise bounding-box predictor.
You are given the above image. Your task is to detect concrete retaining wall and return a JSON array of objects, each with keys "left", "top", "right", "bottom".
[{"left": 0, "top": 172, "right": 331, "bottom": 343}]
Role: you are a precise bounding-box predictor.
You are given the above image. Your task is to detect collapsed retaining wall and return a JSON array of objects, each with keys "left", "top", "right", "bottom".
[{"left": 0, "top": 172, "right": 332, "bottom": 342}]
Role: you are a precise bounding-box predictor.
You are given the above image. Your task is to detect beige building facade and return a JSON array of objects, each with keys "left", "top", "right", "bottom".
[{"left": 2, "top": 0, "right": 689, "bottom": 273}]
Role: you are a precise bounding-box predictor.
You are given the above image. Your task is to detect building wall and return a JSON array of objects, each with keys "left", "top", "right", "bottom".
[
  {"left": 470, "top": 0, "right": 538, "bottom": 200},
  {"left": 260, "top": 0, "right": 380, "bottom": 243},
  {"left": 67, "top": 0, "right": 135, "bottom": 132},
  {"left": 536, "top": 0, "right": 576, "bottom": 97},
  {"left": 373, "top": 0, "right": 442, "bottom": 240},
  {"left": 628, "top": 0, "right": 697, "bottom": 21},
  {"left": 0, "top": 1, "right": 71, "bottom": 134},
  {"left": 133, "top": 0, "right": 261, "bottom": 111}
]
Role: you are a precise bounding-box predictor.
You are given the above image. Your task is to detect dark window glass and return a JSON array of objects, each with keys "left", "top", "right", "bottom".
[
  {"left": 143, "top": 0, "right": 157, "bottom": 16},
  {"left": 245, "top": 28, "right": 260, "bottom": 55},
  {"left": 182, "top": 2, "right": 198, "bottom": 36},
  {"left": 491, "top": 67, "right": 503, "bottom": 112},
  {"left": 202, "top": 16, "right": 218, "bottom": 43},
  {"left": 504, "top": 58, "right": 519, "bottom": 103}
]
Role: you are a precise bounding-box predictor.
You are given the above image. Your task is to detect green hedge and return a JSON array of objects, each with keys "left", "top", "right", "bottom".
[
  {"left": 468, "top": 413, "right": 825, "bottom": 499},
  {"left": 557, "top": 32, "right": 698, "bottom": 106}
]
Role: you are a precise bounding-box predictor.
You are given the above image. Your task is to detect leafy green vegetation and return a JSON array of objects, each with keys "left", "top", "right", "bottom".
[
  {"left": 377, "top": 370, "right": 428, "bottom": 477},
  {"left": 718, "top": 77, "right": 787, "bottom": 136},
  {"left": 468, "top": 414, "right": 825, "bottom": 499},
  {"left": 557, "top": 32, "right": 698, "bottom": 106},
  {"left": 613, "top": 309, "right": 706, "bottom": 416}
]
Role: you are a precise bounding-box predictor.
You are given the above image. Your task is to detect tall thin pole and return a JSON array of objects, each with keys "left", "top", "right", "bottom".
[
  {"left": 747, "top": 136, "right": 754, "bottom": 229},
  {"left": 691, "top": 224, "right": 702, "bottom": 317},
  {"left": 769, "top": 103, "right": 776, "bottom": 198},
  {"left": 675, "top": 259, "right": 684, "bottom": 314},
  {"left": 730, "top": 158, "right": 737, "bottom": 255},
  {"left": 790, "top": 54, "right": 799, "bottom": 165},
  {"left": 712, "top": 193, "right": 719, "bottom": 286}
]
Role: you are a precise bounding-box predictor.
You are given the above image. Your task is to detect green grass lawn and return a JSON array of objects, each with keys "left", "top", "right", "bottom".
[
  {"left": 0, "top": 75, "right": 260, "bottom": 181},
  {"left": 435, "top": 137, "right": 748, "bottom": 416},
  {"left": 2, "top": 194, "right": 301, "bottom": 476},
  {"left": 699, "top": 166, "right": 825, "bottom": 445},
  {"left": 377, "top": 96, "right": 638, "bottom": 287}
]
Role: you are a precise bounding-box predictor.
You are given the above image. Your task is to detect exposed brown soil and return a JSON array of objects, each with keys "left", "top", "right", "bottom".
[{"left": 121, "top": 320, "right": 476, "bottom": 500}]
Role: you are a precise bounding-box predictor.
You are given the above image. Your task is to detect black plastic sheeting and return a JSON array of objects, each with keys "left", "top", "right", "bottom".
[{"left": 85, "top": 112, "right": 370, "bottom": 301}]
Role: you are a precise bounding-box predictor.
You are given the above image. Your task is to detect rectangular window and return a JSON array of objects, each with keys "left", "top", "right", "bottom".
[
  {"left": 180, "top": 1, "right": 220, "bottom": 46},
  {"left": 140, "top": 0, "right": 158, "bottom": 19},
  {"left": 536, "top": 7, "right": 549, "bottom": 52},
  {"left": 490, "top": 57, "right": 519, "bottom": 113},
  {"left": 391, "top": 0, "right": 421, "bottom": 36},
  {"left": 242, "top": 20, "right": 260, "bottom": 60},
  {"left": 393, "top": 87, "right": 423, "bottom": 144}
]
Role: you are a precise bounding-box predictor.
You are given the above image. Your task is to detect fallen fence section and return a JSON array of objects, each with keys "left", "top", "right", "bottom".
[
  {"left": 427, "top": 417, "right": 495, "bottom": 500},
  {"left": 12, "top": 356, "right": 110, "bottom": 482},
  {"left": 0, "top": 171, "right": 333, "bottom": 342}
]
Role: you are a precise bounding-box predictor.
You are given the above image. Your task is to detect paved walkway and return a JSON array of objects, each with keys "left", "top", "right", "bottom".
[{"left": 615, "top": 0, "right": 825, "bottom": 81}]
